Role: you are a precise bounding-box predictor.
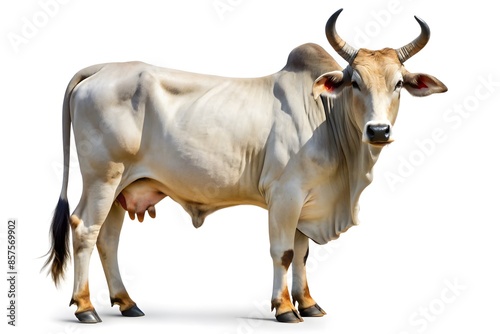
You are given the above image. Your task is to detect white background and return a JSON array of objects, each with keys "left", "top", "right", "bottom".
[{"left": 2, "top": 1, "right": 499, "bottom": 333}]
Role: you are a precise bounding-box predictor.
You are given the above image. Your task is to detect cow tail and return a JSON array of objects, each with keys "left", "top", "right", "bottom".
[{"left": 44, "top": 64, "right": 106, "bottom": 286}]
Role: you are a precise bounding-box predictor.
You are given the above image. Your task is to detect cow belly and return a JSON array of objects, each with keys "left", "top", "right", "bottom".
[{"left": 116, "top": 178, "right": 167, "bottom": 222}]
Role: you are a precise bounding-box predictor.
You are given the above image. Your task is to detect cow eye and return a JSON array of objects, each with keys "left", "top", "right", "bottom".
[
  {"left": 352, "top": 81, "right": 360, "bottom": 90},
  {"left": 395, "top": 80, "right": 403, "bottom": 90}
]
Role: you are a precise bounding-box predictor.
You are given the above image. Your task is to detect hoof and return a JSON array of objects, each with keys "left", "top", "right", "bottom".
[
  {"left": 121, "top": 304, "right": 145, "bottom": 317},
  {"left": 299, "top": 303, "right": 326, "bottom": 317},
  {"left": 276, "top": 309, "right": 303, "bottom": 323},
  {"left": 75, "top": 309, "right": 102, "bottom": 323}
]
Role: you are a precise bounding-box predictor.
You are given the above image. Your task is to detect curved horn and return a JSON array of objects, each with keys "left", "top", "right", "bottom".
[
  {"left": 396, "top": 16, "right": 431, "bottom": 63},
  {"left": 325, "top": 8, "right": 358, "bottom": 64}
]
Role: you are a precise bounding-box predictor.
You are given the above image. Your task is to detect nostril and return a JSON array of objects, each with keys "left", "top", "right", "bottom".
[
  {"left": 366, "top": 124, "right": 391, "bottom": 142},
  {"left": 367, "top": 125, "right": 376, "bottom": 141},
  {"left": 383, "top": 125, "right": 390, "bottom": 139}
]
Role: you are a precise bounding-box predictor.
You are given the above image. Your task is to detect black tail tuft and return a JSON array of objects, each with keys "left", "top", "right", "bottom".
[{"left": 43, "top": 197, "right": 71, "bottom": 286}]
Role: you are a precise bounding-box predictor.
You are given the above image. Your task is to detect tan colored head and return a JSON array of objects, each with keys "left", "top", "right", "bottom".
[{"left": 313, "top": 9, "right": 448, "bottom": 147}]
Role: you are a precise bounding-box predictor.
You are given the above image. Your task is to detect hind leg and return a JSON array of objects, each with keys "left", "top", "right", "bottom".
[
  {"left": 70, "top": 178, "right": 122, "bottom": 323},
  {"left": 97, "top": 203, "right": 144, "bottom": 317}
]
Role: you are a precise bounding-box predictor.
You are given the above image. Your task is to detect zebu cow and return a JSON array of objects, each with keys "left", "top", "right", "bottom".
[{"left": 45, "top": 9, "right": 447, "bottom": 323}]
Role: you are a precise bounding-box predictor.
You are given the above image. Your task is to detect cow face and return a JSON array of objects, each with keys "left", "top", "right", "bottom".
[
  {"left": 312, "top": 9, "right": 447, "bottom": 147},
  {"left": 313, "top": 48, "right": 447, "bottom": 147}
]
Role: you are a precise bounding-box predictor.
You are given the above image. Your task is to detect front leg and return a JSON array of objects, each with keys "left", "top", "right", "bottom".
[
  {"left": 291, "top": 231, "right": 327, "bottom": 317},
  {"left": 268, "top": 193, "right": 304, "bottom": 323}
]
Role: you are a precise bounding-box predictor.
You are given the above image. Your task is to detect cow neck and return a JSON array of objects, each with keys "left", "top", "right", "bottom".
[{"left": 322, "top": 92, "right": 381, "bottom": 225}]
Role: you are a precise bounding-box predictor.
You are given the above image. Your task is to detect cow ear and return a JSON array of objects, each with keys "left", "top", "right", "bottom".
[
  {"left": 313, "top": 71, "right": 347, "bottom": 99},
  {"left": 403, "top": 73, "right": 448, "bottom": 97}
]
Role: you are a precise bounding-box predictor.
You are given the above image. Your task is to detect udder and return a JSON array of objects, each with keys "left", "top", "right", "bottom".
[{"left": 116, "top": 178, "right": 167, "bottom": 222}]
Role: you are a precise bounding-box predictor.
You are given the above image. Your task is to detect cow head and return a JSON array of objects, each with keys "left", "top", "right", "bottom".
[{"left": 313, "top": 9, "right": 447, "bottom": 147}]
